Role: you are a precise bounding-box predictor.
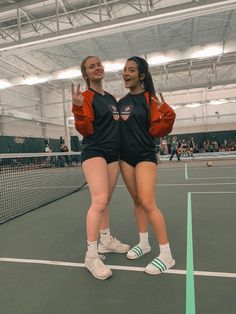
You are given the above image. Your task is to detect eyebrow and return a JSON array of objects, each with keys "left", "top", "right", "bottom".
[
  {"left": 88, "top": 62, "right": 101, "bottom": 67},
  {"left": 124, "top": 66, "right": 137, "bottom": 70}
]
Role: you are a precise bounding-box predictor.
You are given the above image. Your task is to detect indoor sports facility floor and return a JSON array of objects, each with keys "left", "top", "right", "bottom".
[{"left": 0, "top": 158, "right": 236, "bottom": 314}]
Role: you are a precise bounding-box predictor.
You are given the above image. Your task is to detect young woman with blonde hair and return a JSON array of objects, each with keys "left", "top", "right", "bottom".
[{"left": 72, "top": 56, "right": 129, "bottom": 280}]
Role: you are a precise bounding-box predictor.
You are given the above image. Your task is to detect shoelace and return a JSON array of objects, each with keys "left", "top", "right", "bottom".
[
  {"left": 93, "top": 255, "right": 108, "bottom": 269},
  {"left": 98, "top": 254, "right": 106, "bottom": 261},
  {"left": 110, "top": 237, "right": 121, "bottom": 245}
]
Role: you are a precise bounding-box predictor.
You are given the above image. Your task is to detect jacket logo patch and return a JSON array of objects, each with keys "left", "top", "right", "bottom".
[
  {"left": 120, "top": 104, "right": 133, "bottom": 121},
  {"left": 109, "top": 104, "right": 119, "bottom": 121}
]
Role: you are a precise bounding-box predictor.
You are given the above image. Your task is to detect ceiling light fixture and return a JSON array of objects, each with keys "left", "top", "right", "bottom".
[
  {"left": 185, "top": 102, "right": 201, "bottom": 108},
  {"left": 23, "top": 75, "right": 52, "bottom": 85},
  {"left": 54, "top": 68, "right": 82, "bottom": 80},
  {"left": 148, "top": 55, "right": 173, "bottom": 65},
  {"left": 192, "top": 45, "right": 223, "bottom": 58},
  {"left": 208, "top": 99, "right": 227, "bottom": 105},
  {"left": 171, "top": 105, "right": 181, "bottom": 109},
  {"left": 0, "top": 79, "right": 12, "bottom": 89},
  {"left": 104, "top": 61, "right": 124, "bottom": 72}
]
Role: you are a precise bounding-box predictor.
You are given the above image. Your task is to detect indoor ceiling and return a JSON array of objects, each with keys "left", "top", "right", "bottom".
[{"left": 0, "top": 0, "right": 236, "bottom": 96}]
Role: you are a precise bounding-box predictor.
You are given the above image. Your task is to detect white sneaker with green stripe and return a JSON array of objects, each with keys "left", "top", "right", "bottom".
[
  {"left": 145, "top": 256, "right": 175, "bottom": 275},
  {"left": 126, "top": 244, "right": 151, "bottom": 260}
]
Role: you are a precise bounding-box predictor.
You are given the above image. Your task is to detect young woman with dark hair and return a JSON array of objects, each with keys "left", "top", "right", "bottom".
[
  {"left": 71, "top": 56, "right": 129, "bottom": 280},
  {"left": 118, "top": 56, "right": 176, "bottom": 275}
]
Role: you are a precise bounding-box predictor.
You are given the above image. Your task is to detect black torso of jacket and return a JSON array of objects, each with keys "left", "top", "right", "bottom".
[{"left": 118, "top": 92, "right": 156, "bottom": 158}]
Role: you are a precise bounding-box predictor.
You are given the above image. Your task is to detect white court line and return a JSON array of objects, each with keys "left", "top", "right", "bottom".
[
  {"left": 189, "top": 176, "right": 236, "bottom": 180},
  {"left": 192, "top": 191, "right": 236, "bottom": 194},
  {"left": 194, "top": 271, "right": 236, "bottom": 278},
  {"left": 2, "top": 186, "right": 85, "bottom": 190},
  {"left": 116, "top": 182, "right": 236, "bottom": 187},
  {"left": 157, "top": 168, "right": 185, "bottom": 171},
  {"left": 158, "top": 166, "right": 235, "bottom": 171},
  {"left": 0, "top": 257, "right": 235, "bottom": 279}
]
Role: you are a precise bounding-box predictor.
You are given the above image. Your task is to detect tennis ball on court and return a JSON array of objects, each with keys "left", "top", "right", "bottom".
[{"left": 206, "top": 161, "right": 213, "bottom": 167}]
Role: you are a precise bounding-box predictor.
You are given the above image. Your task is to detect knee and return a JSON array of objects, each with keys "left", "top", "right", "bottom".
[
  {"left": 132, "top": 194, "right": 140, "bottom": 207},
  {"left": 139, "top": 199, "right": 155, "bottom": 213},
  {"left": 92, "top": 195, "right": 109, "bottom": 213}
]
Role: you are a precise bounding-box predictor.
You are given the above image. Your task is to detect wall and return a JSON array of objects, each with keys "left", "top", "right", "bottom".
[
  {"left": 1, "top": 83, "right": 236, "bottom": 140},
  {"left": 167, "top": 84, "right": 236, "bottom": 134}
]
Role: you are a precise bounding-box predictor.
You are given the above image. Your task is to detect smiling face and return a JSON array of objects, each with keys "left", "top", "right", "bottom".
[
  {"left": 123, "top": 60, "right": 144, "bottom": 93},
  {"left": 82, "top": 56, "right": 104, "bottom": 84}
]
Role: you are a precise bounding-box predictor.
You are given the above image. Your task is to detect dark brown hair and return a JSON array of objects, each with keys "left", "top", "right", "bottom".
[{"left": 128, "top": 56, "right": 156, "bottom": 96}]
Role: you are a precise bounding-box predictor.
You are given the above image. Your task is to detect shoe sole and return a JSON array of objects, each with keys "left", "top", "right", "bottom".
[
  {"left": 85, "top": 265, "right": 112, "bottom": 280},
  {"left": 98, "top": 247, "right": 130, "bottom": 254},
  {"left": 145, "top": 259, "right": 175, "bottom": 275},
  {"left": 127, "top": 247, "right": 151, "bottom": 260}
]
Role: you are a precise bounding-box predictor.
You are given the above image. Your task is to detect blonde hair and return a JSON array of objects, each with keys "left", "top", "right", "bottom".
[{"left": 80, "top": 56, "right": 101, "bottom": 87}]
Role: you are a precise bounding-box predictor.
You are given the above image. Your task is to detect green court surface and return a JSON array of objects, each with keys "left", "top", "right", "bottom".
[{"left": 0, "top": 160, "right": 236, "bottom": 314}]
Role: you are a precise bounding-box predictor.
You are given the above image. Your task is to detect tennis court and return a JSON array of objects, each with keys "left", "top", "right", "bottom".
[{"left": 0, "top": 156, "right": 235, "bottom": 314}]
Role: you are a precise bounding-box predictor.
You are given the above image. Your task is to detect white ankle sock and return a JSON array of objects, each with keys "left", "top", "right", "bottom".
[
  {"left": 138, "top": 232, "right": 150, "bottom": 248},
  {"left": 159, "top": 243, "right": 172, "bottom": 261},
  {"left": 100, "top": 228, "right": 111, "bottom": 242},
  {"left": 87, "top": 240, "right": 98, "bottom": 257}
]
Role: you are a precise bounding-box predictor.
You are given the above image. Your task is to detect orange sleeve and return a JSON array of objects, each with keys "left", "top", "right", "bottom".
[
  {"left": 146, "top": 94, "right": 176, "bottom": 137},
  {"left": 72, "top": 90, "right": 94, "bottom": 137}
]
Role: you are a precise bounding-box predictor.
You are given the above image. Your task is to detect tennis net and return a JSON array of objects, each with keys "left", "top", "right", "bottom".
[{"left": 0, "top": 152, "right": 86, "bottom": 223}]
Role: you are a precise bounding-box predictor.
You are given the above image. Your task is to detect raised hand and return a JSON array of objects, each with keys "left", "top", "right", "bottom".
[
  {"left": 71, "top": 83, "right": 84, "bottom": 107},
  {"left": 156, "top": 93, "right": 165, "bottom": 107}
]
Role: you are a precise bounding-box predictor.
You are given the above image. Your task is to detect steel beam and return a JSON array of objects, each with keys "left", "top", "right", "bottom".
[{"left": 1, "top": 0, "right": 236, "bottom": 54}]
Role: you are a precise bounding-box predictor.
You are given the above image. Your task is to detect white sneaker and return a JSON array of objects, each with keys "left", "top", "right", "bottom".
[
  {"left": 85, "top": 253, "right": 112, "bottom": 280},
  {"left": 127, "top": 244, "right": 151, "bottom": 260},
  {"left": 145, "top": 256, "right": 175, "bottom": 275},
  {"left": 98, "top": 236, "right": 130, "bottom": 253}
]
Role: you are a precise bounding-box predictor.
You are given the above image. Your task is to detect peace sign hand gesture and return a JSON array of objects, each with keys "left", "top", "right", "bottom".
[
  {"left": 71, "top": 83, "right": 84, "bottom": 107},
  {"left": 156, "top": 93, "right": 166, "bottom": 107}
]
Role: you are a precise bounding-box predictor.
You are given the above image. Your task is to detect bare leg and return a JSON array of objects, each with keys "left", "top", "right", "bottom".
[
  {"left": 120, "top": 161, "right": 148, "bottom": 233},
  {"left": 82, "top": 157, "right": 110, "bottom": 242},
  {"left": 97, "top": 160, "right": 130, "bottom": 254},
  {"left": 100, "top": 161, "right": 119, "bottom": 230},
  {"left": 135, "top": 162, "right": 168, "bottom": 244}
]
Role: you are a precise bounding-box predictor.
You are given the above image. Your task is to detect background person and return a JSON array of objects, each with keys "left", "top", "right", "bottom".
[{"left": 169, "top": 136, "right": 181, "bottom": 161}]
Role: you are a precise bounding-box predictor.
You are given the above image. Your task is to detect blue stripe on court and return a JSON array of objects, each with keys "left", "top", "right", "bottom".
[{"left": 186, "top": 192, "right": 196, "bottom": 314}]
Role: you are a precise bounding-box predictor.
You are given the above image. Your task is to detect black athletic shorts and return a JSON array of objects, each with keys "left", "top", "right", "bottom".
[
  {"left": 81, "top": 149, "right": 119, "bottom": 164},
  {"left": 120, "top": 153, "right": 157, "bottom": 167}
]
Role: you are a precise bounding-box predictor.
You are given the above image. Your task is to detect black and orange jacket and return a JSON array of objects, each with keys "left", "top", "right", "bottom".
[
  {"left": 118, "top": 91, "right": 176, "bottom": 157},
  {"left": 143, "top": 91, "right": 176, "bottom": 137},
  {"left": 72, "top": 88, "right": 120, "bottom": 154}
]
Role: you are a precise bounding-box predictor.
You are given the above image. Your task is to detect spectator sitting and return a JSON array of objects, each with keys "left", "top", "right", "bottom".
[
  {"left": 60, "top": 143, "right": 69, "bottom": 152},
  {"left": 45, "top": 144, "right": 52, "bottom": 167},
  {"left": 45, "top": 144, "right": 52, "bottom": 153}
]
